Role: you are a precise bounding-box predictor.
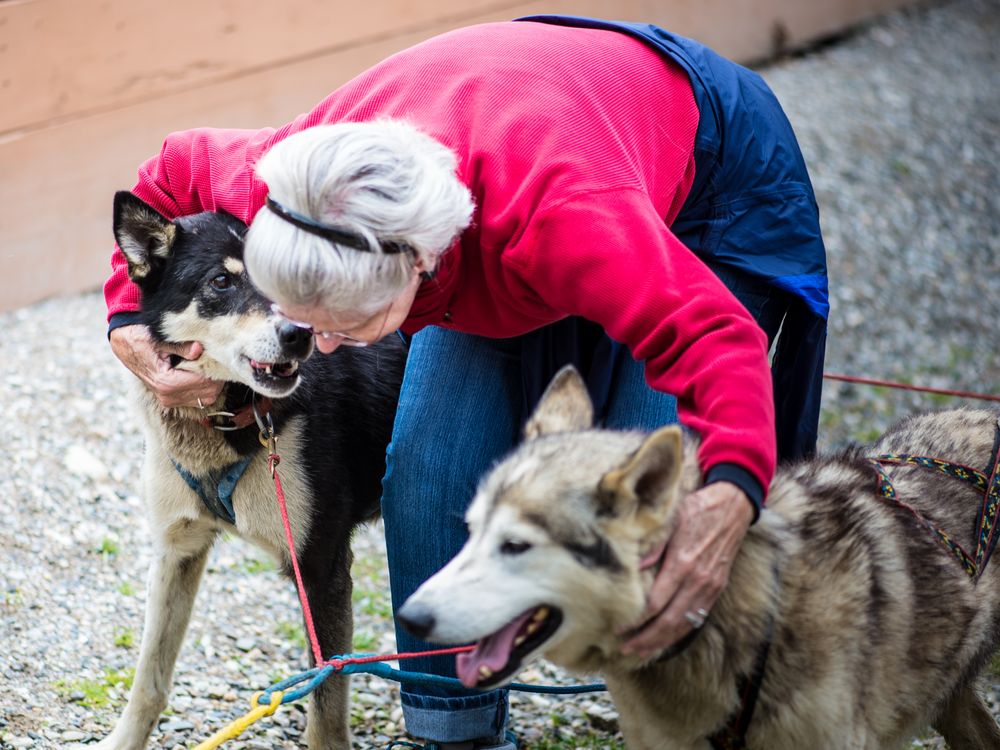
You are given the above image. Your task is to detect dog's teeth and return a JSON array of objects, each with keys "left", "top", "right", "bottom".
[
  {"left": 532, "top": 607, "right": 549, "bottom": 622},
  {"left": 526, "top": 622, "right": 539, "bottom": 635},
  {"left": 479, "top": 665, "right": 494, "bottom": 678},
  {"left": 514, "top": 635, "right": 527, "bottom": 647}
]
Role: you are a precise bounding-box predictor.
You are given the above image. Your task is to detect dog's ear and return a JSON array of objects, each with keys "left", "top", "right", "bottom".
[
  {"left": 523, "top": 365, "right": 594, "bottom": 440},
  {"left": 113, "top": 191, "right": 177, "bottom": 285},
  {"left": 597, "top": 426, "right": 683, "bottom": 521}
]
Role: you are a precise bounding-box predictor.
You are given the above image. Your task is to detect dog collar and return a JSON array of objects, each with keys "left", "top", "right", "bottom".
[{"left": 201, "top": 397, "right": 272, "bottom": 432}]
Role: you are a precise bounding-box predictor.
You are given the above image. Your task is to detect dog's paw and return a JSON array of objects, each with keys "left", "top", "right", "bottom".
[{"left": 92, "top": 728, "right": 148, "bottom": 750}]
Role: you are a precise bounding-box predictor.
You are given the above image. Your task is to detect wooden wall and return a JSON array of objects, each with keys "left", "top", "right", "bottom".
[{"left": 0, "top": 0, "right": 913, "bottom": 313}]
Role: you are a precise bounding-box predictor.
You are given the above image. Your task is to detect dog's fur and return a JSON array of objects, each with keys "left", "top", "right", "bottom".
[
  {"left": 401, "top": 367, "right": 1000, "bottom": 749},
  {"left": 97, "top": 193, "right": 404, "bottom": 749}
]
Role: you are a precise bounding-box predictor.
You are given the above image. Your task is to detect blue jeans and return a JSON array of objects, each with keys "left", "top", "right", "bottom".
[{"left": 380, "top": 328, "right": 678, "bottom": 742}]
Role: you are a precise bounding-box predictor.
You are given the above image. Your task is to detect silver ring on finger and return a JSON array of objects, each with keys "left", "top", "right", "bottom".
[{"left": 684, "top": 607, "right": 709, "bottom": 629}]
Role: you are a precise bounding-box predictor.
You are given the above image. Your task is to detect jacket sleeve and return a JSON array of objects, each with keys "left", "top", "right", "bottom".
[
  {"left": 505, "top": 187, "right": 776, "bottom": 497},
  {"left": 104, "top": 128, "right": 265, "bottom": 321}
]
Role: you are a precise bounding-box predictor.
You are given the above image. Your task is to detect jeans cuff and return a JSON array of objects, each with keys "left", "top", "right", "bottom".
[{"left": 401, "top": 687, "right": 508, "bottom": 742}]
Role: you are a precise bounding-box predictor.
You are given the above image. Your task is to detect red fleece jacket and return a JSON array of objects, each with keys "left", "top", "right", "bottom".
[{"left": 104, "top": 21, "right": 776, "bottom": 495}]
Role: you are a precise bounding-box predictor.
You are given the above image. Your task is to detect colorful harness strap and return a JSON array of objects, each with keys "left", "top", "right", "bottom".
[{"left": 870, "top": 419, "right": 1000, "bottom": 581}]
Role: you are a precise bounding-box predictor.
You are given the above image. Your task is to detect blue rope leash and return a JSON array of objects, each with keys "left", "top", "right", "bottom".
[
  {"left": 353, "top": 660, "right": 607, "bottom": 694},
  {"left": 256, "top": 653, "right": 607, "bottom": 708}
]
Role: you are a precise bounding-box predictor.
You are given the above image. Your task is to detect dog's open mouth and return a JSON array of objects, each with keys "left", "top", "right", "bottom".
[
  {"left": 249, "top": 358, "right": 301, "bottom": 387},
  {"left": 455, "top": 605, "right": 563, "bottom": 689}
]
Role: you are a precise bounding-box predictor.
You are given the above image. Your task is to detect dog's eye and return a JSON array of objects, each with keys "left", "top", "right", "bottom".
[
  {"left": 210, "top": 274, "right": 232, "bottom": 290},
  {"left": 500, "top": 539, "right": 532, "bottom": 556}
]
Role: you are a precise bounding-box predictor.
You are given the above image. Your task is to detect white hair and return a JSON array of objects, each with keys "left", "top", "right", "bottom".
[{"left": 245, "top": 120, "right": 474, "bottom": 315}]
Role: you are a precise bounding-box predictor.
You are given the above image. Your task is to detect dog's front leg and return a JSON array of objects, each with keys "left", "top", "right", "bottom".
[
  {"left": 97, "top": 532, "right": 214, "bottom": 750},
  {"left": 300, "top": 543, "right": 354, "bottom": 749}
]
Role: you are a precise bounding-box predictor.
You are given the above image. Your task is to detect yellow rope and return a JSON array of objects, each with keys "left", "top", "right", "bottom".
[{"left": 191, "top": 690, "right": 284, "bottom": 750}]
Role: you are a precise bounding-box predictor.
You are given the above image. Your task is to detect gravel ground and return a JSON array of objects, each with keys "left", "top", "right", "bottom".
[{"left": 2, "top": 0, "right": 998, "bottom": 747}]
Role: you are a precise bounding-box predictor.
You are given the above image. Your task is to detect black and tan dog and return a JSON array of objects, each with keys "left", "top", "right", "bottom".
[
  {"left": 97, "top": 193, "right": 404, "bottom": 749},
  {"left": 401, "top": 366, "right": 1000, "bottom": 749}
]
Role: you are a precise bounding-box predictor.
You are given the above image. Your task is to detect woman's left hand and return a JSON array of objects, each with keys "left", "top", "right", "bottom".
[{"left": 619, "top": 480, "right": 753, "bottom": 658}]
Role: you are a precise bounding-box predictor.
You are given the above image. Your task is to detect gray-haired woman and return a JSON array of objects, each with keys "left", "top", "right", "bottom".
[{"left": 106, "top": 17, "right": 827, "bottom": 749}]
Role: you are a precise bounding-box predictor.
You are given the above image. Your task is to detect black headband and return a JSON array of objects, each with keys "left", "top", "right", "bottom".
[{"left": 265, "top": 196, "right": 413, "bottom": 255}]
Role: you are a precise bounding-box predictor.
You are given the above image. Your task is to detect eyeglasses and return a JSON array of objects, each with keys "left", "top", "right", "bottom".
[{"left": 270, "top": 303, "right": 370, "bottom": 347}]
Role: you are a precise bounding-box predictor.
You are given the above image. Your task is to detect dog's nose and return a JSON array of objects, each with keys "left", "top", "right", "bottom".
[
  {"left": 278, "top": 322, "right": 313, "bottom": 354},
  {"left": 397, "top": 602, "right": 437, "bottom": 640}
]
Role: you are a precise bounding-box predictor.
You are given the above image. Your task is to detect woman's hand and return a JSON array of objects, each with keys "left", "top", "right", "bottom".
[
  {"left": 619, "top": 480, "right": 753, "bottom": 658},
  {"left": 110, "top": 325, "right": 223, "bottom": 408}
]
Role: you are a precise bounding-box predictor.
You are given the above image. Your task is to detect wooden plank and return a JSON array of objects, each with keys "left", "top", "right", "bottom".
[
  {"left": 0, "top": 0, "right": 911, "bottom": 135},
  {"left": 0, "top": 0, "right": 522, "bottom": 134},
  {"left": 0, "top": 0, "right": 914, "bottom": 313}
]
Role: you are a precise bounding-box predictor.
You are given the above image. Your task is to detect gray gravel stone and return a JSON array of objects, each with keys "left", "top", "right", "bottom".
[{"left": 2, "top": 1, "right": 997, "bottom": 748}]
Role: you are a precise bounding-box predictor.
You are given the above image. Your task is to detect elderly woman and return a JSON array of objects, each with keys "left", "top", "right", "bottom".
[{"left": 106, "top": 15, "right": 827, "bottom": 749}]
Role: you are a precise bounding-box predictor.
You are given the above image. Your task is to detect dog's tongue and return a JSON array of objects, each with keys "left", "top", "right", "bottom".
[{"left": 455, "top": 609, "right": 536, "bottom": 688}]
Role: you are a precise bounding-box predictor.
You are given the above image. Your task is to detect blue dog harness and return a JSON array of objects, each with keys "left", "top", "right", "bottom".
[
  {"left": 172, "top": 455, "right": 253, "bottom": 525},
  {"left": 516, "top": 15, "right": 829, "bottom": 461}
]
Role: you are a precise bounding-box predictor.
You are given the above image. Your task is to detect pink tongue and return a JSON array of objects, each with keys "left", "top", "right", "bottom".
[{"left": 455, "top": 608, "right": 537, "bottom": 688}]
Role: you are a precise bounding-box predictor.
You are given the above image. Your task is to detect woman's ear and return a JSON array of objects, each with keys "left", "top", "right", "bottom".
[{"left": 414, "top": 255, "right": 437, "bottom": 282}]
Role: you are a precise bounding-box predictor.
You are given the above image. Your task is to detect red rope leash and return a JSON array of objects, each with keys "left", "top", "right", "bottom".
[
  {"left": 823, "top": 373, "right": 1000, "bottom": 403},
  {"left": 268, "top": 448, "right": 475, "bottom": 669},
  {"left": 268, "top": 452, "right": 325, "bottom": 666},
  {"left": 267, "top": 440, "right": 475, "bottom": 668}
]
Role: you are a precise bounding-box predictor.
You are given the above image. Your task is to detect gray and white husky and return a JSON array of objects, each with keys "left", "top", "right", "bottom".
[
  {"left": 97, "top": 192, "right": 404, "bottom": 749},
  {"left": 401, "top": 366, "right": 1000, "bottom": 750}
]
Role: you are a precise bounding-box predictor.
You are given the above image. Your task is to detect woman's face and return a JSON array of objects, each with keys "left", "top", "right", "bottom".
[{"left": 273, "top": 270, "right": 422, "bottom": 354}]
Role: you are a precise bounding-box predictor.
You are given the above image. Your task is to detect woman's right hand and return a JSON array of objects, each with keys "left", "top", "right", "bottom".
[{"left": 109, "top": 325, "right": 223, "bottom": 408}]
